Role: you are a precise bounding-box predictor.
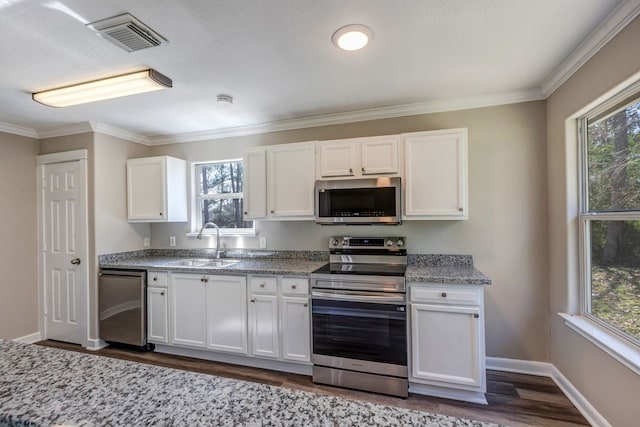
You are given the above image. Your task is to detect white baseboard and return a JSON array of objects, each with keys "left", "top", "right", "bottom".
[
  {"left": 12, "top": 332, "right": 42, "bottom": 344},
  {"left": 85, "top": 338, "right": 108, "bottom": 350},
  {"left": 486, "top": 357, "right": 610, "bottom": 427}
]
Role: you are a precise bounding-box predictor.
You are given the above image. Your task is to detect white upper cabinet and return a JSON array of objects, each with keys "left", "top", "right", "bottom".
[
  {"left": 402, "top": 129, "right": 468, "bottom": 220},
  {"left": 242, "top": 148, "right": 267, "bottom": 220},
  {"left": 243, "top": 141, "right": 316, "bottom": 221},
  {"left": 317, "top": 135, "right": 399, "bottom": 178},
  {"left": 127, "top": 156, "right": 187, "bottom": 222}
]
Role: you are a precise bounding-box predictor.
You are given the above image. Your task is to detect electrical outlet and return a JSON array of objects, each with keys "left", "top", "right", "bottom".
[
  {"left": 169, "top": 236, "right": 176, "bottom": 247},
  {"left": 259, "top": 237, "right": 267, "bottom": 249},
  {"left": 143, "top": 237, "right": 150, "bottom": 247}
]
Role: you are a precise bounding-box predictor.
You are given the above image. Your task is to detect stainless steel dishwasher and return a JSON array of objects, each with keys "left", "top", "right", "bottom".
[{"left": 98, "top": 269, "right": 153, "bottom": 350}]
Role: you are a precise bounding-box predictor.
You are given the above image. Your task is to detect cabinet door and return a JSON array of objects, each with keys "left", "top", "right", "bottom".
[
  {"left": 267, "top": 142, "right": 316, "bottom": 219},
  {"left": 280, "top": 296, "right": 310, "bottom": 362},
  {"left": 127, "top": 157, "right": 166, "bottom": 221},
  {"left": 411, "top": 303, "right": 481, "bottom": 388},
  {"left": 318, "top": 141, "right": 357, "bottom": 177},
  {"left": 249, "top": 294, "right": 280, "bottom": 358},
  {"left": 243, "top": 148, "right": 267, "bottom": 219},
  {"left": 169, "top": 274, "right": 207, "bottom": 348},
  {"left": 205, "top": 275, "right": 248, "bottom": 354},
  {"left": 361, "top": 135, "right": 399, "bottom": 175},
  {"left": 403, "top": 129, "right": 468, "bottom": 219},
  {"left": 147, "top": 287, "right": 168, "bottom": 344}
]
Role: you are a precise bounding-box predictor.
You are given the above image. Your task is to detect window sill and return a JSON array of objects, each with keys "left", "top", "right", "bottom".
[
  {"left": 186, "top": 230, "right": 257, "bottom": 238},
  {"left": 559, "top": 313, "right": 640, "bottom": 376}
]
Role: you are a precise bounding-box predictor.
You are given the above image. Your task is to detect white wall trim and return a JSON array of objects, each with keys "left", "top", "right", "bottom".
[
  {"left": 147, "top": 89, "right": 544, "bottom": 145},
  {"left": 86, "top": 339, "right": 108, "bottom": 350},
  {"left": 36, "top": 149, "right": 88, "bottom": 164},
  {"left": 0, "top": 121, "right": 39, "bottom": 138},
  {"left": 487, "top": 357, "right": 611, "bottom": 427},
  {"left": 90, "top": 121, "right": 150, "bottom": 145},
  {"left": 542, "top": 0, "right": 640, "bottom": 97},
  {"left": 12, "top": 332, "right": 42, "bottom": 344},
  {"left": 38, "top": 122, "right": 95, "bottom": 139}
]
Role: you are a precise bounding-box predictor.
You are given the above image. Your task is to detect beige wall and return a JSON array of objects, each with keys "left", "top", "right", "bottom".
[
  {"left": 94, "top": 133, "right": 151, "bottom": 255},
  {"left": 151, "top": 101, "right": 549, "bottom": 361},
  {"left": 547, "top": 15, "right": 640, "bottom": 427},
  {"left": 0, "top": 132, "right": 39, "bottom": 339}
]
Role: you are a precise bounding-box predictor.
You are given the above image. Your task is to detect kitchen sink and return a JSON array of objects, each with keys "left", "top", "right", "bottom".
[{"left": 163, "top": 258, "right": 239, "bottom": 268}]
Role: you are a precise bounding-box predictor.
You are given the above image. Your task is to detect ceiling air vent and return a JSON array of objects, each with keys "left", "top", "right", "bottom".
[{"left": 87, "top": 13, "right": 167, "bottom": 52}]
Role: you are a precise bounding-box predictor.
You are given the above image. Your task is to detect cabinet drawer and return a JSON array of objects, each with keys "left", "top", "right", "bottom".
[
  {"left": 411, "top": 287, "right": 479, "bottom": 305},
  {"left": 249, "top": 276, "right": 278, "bottom": 294},
  {"left": 148, "top": 271, "right": 169, "bottom": 287},
  {"left": 280, "top": 277, "right": 309, "bottom": 295}
]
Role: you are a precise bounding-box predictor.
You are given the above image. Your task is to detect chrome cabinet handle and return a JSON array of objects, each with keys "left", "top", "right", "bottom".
[{"left": 70, "top": 258, "right": 81, "bottom": 265}]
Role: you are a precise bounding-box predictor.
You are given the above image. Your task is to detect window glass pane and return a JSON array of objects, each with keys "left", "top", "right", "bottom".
[
  {"left": 589, "top": 220, "right": 640, "bottom": 341},
  {"left": 586, "top": 100, "right": 640, "bottom": 211},
  {"left": 197, "top": 162, "right": 244, "bottom": 195},
  {"left": 200, "top": 198, "right": 252, "bottom": 229}
]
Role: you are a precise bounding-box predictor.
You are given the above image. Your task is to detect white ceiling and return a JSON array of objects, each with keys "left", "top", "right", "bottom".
[{"left": 0, "top": 0, "right": 635, "bottom": 142}]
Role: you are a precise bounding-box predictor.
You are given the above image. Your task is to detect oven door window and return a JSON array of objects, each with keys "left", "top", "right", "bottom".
[{"left": 312, "top": 299, "right": 407, "bottom": 366}]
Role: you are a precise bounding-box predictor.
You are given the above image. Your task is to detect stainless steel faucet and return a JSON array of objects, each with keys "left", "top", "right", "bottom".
[{"left": 196, "top": 222, "right": 224, "bottom": 258}]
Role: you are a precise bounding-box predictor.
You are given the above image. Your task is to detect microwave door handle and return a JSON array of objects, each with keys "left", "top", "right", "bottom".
[{"left": 311, "top": 290, "right": 405, "bottom": 304}]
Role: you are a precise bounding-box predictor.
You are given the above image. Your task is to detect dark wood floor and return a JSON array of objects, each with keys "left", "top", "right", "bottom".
[{"left": 36, "top": 341, "right": 589, "bottom": 427}]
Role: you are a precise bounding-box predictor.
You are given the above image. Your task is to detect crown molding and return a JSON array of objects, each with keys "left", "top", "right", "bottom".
[
  {"left": 148, "top": 88, "right": 544, "bottom": 145},
  {"left": 89, "top": 122, "right": 149, "bottom": 145},
  {"left": 542, "top": 0, "right": 640, "bottom": 97},
  {"left": 38, "top": 122, "right": 95, "bottom": 139},
  {"left": 0, "top": 121, "right": 38, "bottom": 139}
]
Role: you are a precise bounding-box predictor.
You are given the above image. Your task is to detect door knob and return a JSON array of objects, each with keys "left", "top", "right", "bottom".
[{"left": 70, "top": 258, "right": 81, "bottom": 265}]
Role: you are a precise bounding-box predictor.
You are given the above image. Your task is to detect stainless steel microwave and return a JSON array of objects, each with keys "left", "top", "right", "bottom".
[{"left": 315, "top": 177, "right": 401, "bottom": 225}]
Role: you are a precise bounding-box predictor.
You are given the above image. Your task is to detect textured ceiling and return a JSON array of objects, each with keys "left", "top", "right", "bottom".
[{"left": 0, "top": 0, "right": 626, "bottom": 139}]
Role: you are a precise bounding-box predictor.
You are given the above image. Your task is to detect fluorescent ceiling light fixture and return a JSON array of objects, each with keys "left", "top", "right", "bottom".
[
  {"left": 32, "top": 69, "right": 172, "bottom": 107},
  {"left": 332, "top": 24, "right": 372, "bottom": 51}
]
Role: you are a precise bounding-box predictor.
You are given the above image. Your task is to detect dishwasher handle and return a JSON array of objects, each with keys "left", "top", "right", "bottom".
[{"left": 99, "top": 269, "right": 145, "bottom": 278}]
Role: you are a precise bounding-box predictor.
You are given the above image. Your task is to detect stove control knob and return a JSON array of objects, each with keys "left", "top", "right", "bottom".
[
  {"left": 386, "top": 240, "right": 394, "bottom": 246},
  {"left": 342, "top": 239, "right": 349, "bottom": 246},
  {"left": 396, "top": 239, "right": 404, "bottom": 247},
  {"left": 331, "top": 239, "right": 340, "bottom": 247}
]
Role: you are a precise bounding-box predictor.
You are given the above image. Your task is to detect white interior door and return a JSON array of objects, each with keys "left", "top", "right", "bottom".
[{"left": 38, "top": 151, "right": 88, "bottom": 345}]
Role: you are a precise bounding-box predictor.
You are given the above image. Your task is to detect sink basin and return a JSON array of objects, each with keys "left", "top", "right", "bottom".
[{"left": 163, "top": 258, "right": 238, "bottom": 268}]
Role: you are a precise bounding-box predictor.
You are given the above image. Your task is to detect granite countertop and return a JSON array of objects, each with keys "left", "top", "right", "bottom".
[
  {"left": 0, "top": 340, "right": 501, "bottom": 427},
  {"left": 100, "top": 256, "right": 327, "bottom": 277},
  {"left": 99, "top": 250, "right": 491, "bottom": 285}
]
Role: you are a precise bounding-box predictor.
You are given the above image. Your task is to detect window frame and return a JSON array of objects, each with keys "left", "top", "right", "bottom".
[
  {"left": 190, "top": 159, "right": 255, "bottom": 237},
  {"left": 577, "top": 80, "right": 640, "bottom": 349}
]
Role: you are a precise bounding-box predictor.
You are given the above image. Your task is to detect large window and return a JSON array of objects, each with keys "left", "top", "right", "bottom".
[
  {"left": 579, "top": 85, "right": 640, "bottom": 346},
  {"left": 195, "top": 160, "right": 253, "bottom": 234}
]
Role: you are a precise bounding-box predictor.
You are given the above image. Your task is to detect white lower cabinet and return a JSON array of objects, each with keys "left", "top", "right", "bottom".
[
  {"left": 409, "top": 283, "right": 486, "bottom": 403},
  {"left": 170, "top": 273, "right": 207, "bottom": 348},
  {"left": 147, "top": 286, "right": 169, "bottom": 344},
  {"left": 206, "top": 275, "right": 248, "bottom": 354},
  {"left": 248, "top": 275, "right": 311, "bottom": 363},
  {"left": 280, "top": 296, "right": 310, "bottom": 362},
  {"left": 170, "top": 273, "right": 247, "bottom": 354}
]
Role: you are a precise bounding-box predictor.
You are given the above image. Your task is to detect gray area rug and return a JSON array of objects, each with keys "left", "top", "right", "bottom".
[{"left": 0, "top": 340, "right": 501, "bottom": 426}]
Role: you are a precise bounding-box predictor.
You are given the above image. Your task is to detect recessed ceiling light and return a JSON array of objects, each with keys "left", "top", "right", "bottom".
[{"left": 332, "top": 24, "right": 372, "bottom": 51}]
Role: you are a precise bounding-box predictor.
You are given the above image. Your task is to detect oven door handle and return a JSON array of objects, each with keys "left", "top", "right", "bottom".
[{"left": 311, "top": 290, "right": 406, "bottom": 304}]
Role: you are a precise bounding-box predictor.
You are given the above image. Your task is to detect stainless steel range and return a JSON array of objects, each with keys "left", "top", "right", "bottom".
[{"left": 310, "top": 236, "right": 408, "bottom": 398}]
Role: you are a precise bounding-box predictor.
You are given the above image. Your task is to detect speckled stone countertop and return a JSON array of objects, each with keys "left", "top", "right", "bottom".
[
  {"left": 99, "top": 249, "right": 328, "bottom": 276},
  {"left": 0, "top": 340, "right": 501, "bottom": 427},
  {"left": 99, "top": 249, "right": 491, "bottom": 285},
  {"left": 406, "top": 254, "right": 491, "bottom": 285}
]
